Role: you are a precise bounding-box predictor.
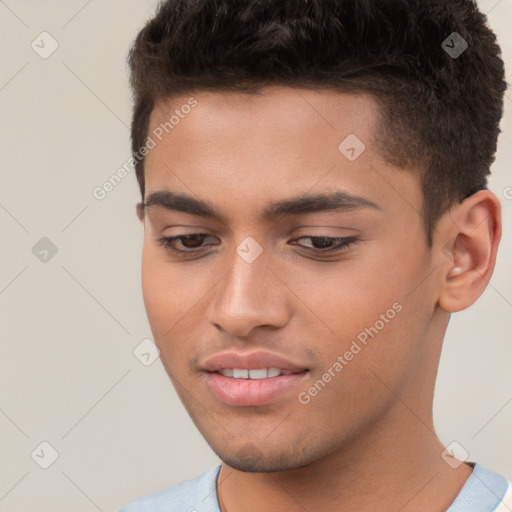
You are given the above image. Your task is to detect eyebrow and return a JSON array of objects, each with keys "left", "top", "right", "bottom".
[{"left": 141, "top": 189, "right": 382, "bottom": 223}]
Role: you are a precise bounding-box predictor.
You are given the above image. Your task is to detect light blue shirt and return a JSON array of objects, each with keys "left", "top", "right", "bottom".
[{"left": 119, "top": 462, "right": 511, "bottom": 512}]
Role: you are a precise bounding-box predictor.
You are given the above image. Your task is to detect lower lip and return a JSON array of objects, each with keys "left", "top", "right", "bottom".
[{"left": 206, "top": 372, "right": 308, "bottom": 406}]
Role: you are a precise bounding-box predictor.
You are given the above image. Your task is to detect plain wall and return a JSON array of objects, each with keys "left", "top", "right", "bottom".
[{"left": 0, "top": 1, "right": 511, "bottom": 510}]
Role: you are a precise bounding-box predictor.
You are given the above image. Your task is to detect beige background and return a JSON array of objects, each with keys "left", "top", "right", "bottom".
[{"left": 0, "top": 1, "right": 511, "bottom": 510}]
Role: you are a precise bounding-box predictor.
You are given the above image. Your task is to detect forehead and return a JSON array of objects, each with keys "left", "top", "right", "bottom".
[
  {"left": 143, "top": 87, "right": 422, "bottom": 225},
  {"left": 148, "top": 86, "right": 380, "bottom": 147}
]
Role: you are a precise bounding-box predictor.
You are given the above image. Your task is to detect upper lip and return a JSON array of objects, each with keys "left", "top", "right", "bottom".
[{"left": 202, "top": 350, "right": 308, "bottom": 373}]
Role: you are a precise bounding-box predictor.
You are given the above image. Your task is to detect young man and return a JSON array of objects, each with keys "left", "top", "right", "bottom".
[{"left": 120, "top": 0, "right": 510, "bottom": 510}]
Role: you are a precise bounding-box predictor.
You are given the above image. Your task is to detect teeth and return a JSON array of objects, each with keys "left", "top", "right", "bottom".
[
  {"left": 248, "top": 369, "right": 268, "bottom": 379},
  {"left": 219, "top": 368, "right": 289, "bottom": 379},
  {"left": 267, "top": 368, "right": 282, "bottom": 377}
]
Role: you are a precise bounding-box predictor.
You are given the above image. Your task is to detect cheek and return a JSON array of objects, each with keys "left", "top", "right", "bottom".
[
  {"left": 285, "top": 258, "right": 400, "bottom": 337},
  {"left": 140, "top": 245, "right": 190, "bottom": 353},
  {"left": 285, "top": 247, "right": 431, "bottom": 370},
  {"left": 141, "top": 246, "right": 168, "bottom": 326},
  {"left": 141, "top": 253, "right": 186, "bottom": 380},
  {"left": 141, "top": 245, "right": 202, "bottom": 325},
  {"left": 140, "top": 244, "right": 217, "bottom": 374}
]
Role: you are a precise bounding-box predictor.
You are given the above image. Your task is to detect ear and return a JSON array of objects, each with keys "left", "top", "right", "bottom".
[
  {"left": 436, "top": 190, "right": 501, "bottom": 313},
  {"left": 136, "top": 202, "right": 145, "bottom": 224}
]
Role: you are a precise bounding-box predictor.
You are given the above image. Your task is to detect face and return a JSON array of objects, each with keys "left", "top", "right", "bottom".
[{"left": 139, "top": 87, "right": 441, "bottom": 472}]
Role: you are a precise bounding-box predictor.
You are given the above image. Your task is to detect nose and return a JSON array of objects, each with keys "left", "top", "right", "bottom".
[{"left": 206, "top": 246, "right": 290, "bottom": 338}]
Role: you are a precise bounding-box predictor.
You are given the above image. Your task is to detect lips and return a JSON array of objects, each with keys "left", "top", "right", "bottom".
[{"left": 202, "top": 351, "right": 309, "bottom": 406}]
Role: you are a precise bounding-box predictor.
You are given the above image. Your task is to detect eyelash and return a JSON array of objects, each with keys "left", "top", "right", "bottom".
[{"left": 157, "top": 234, "right": 359, "bottom": 257}]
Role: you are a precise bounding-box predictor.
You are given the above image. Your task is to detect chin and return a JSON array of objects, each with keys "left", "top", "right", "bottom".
[{"left": 212, "top": 441, "right": 317, "bottom": 473}]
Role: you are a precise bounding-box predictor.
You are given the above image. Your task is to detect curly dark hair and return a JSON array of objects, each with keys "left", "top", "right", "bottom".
[{"left": 128, "top": 0, "right": 507, "bottom": 244}]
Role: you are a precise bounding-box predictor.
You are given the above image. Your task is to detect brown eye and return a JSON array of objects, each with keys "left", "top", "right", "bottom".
[
  {"left": 178, "top": 234, "right": 207, "bottom": 248},
  {"left": 158, "top": 234, "right": 217, "bottom": 254},
  {"left": 290, "top": 236, "right": 359, "bottom": 255}
]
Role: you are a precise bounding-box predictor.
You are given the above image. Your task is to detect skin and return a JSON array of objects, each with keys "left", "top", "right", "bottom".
[{"left": 137, "top": 86, "right": 501, "bottom": 512}]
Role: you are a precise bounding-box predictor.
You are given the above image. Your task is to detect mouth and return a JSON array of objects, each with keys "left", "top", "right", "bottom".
[
  {"left": 202, "top": 351, "right": 310, "bottom": 406},
  {"left": 216, "top": 368, "right": 297, "bottom": 379}
]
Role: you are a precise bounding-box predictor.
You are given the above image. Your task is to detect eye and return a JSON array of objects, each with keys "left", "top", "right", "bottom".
[
  {"left": 157, "top": 234, "right": 359, "bottom": 257},
  {"left": 290, "top": 236, "right": 359, "bottom": 255},
  {"left": 157, "top": 234, "right": 217, "bottom": 254}
]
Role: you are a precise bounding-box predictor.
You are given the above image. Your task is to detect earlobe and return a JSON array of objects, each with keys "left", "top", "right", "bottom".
[{"left": 437, "top": 190, "right": 501, "bottom": 313}]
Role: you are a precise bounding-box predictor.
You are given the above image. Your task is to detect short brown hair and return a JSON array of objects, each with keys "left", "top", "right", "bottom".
[{"left": 128, "top": 0, "right": 507, "bottom": 244}]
